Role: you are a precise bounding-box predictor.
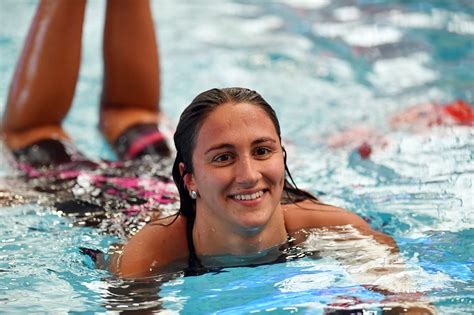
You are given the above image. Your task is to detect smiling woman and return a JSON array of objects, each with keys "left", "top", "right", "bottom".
[
  {"left": 111, "top": 87, "right": 396, "bottom": 278},
  {"left": 183, "top": 100, "right": 287, "bottom": 256}
]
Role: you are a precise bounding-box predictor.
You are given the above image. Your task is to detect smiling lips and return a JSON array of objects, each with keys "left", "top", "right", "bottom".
[{"left": 230, "top": 190, "right": 265, "bottom": 201}]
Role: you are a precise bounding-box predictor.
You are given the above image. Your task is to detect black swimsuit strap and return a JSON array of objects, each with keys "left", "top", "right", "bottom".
[{"left": 186, "top": 215, "right": 203, "bottom": 270}]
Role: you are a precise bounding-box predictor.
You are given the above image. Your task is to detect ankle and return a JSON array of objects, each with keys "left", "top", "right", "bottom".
[
  {"left": 99, "top": 107, "right": 160, "bottom": 144},
  {"left": 2, "top": 125, "right": 71, "bottom": 151}
]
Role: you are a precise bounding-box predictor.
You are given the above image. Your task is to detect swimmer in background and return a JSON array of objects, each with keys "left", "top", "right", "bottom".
[
  {"left": 1, "top": 0, "right": 170, "bottom": 167},
  {"left": 0, "top": 0, "right": 177, "bottom": 237}
]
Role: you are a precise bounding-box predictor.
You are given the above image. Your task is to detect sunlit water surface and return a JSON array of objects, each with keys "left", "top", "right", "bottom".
[{"left": 0, "top": 0, "right": 473, "bottom": 313}]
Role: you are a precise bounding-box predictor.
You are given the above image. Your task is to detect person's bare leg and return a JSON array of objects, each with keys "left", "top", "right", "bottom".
[
  {"left": 100, "top": 0, "right": 161, "bottom": 146},
  {"left": 1, "top": 0, "right": 86, "bottom": 150}
]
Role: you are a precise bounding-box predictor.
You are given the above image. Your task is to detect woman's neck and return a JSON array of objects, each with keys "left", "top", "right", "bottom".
[{"left": 192, "top": 206, "right": 287, "bottom": 257}]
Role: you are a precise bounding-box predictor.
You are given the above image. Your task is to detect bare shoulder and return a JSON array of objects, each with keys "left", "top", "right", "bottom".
[
  {"left": 283, "top": 200, "right": 398, "bottom": 250},
  {"left": 283, "top": 200, "right": 369, "bottom": 232},
  {"left": 111, "top": 215, "right": 188, "bottom": 278}
]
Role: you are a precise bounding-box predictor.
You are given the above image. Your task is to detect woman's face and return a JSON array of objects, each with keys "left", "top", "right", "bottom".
[{"left": 185, "top": 102, "right": 285, "bottom": 235}]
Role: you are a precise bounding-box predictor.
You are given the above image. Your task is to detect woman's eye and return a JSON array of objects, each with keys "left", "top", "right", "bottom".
[
  {"left": 254, "top": 147, "right": 272, "bottom": 157},
  {"left": 212, "top": 153, "right": 233, "bottom": 163}
]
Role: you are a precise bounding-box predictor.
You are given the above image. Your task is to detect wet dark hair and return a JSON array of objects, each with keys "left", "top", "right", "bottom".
[{"left": 172, "top": 87, "right": 318, "bottom": 219}]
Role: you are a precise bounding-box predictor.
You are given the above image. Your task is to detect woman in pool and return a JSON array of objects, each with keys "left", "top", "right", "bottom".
[
  {"left": 111, "top": 87, "right": 397, "bottom": 277},
  {"left": 1, "top": 4, "right": 432, "bottom": 312}
]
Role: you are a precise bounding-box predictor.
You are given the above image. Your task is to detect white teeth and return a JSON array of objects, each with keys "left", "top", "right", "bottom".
[{"left": 233, "top": 191, "right": 264, "bottom": 201}]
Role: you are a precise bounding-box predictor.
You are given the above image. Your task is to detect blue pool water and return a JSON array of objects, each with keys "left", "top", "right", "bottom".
[{"left": 0, "top": 0, "right": 473, "bottom": 313}]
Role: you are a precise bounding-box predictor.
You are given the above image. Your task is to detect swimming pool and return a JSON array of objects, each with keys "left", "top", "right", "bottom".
[{"left": 0, "top": 0, "right": 473, "bottom": 313}]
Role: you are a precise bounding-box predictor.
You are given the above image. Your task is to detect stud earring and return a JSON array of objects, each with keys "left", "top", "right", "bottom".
[{"left": 190, "top": 190, "right": 198, "bottom": 199}]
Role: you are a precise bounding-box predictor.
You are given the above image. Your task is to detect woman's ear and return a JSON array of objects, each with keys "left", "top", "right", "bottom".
[{"left": 180, "top": 162, "right": 196, "bottom": 192}]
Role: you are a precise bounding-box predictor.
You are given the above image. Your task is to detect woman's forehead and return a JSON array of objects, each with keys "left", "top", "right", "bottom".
[{"left": 196, "top": 103, "right": 278, "bottom": 147}]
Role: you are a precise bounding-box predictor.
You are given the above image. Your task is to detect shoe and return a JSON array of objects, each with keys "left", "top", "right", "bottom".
[
  {"left": 113, "top": 123, "right": 171, "bottom": 160},
  {"left": 12, "top": 138, "right": 88, "bottom": 168}
]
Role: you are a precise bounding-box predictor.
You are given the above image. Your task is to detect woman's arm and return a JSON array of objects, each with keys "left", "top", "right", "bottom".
[
  {"left": 109, "top": 215, "right": 188, "bottom": 278},
  {"left": 283, "top": 200, "right": 398, "bottom": 250},
  {"left": 284, "top": 201, "right": 434, "bottom": 314}
]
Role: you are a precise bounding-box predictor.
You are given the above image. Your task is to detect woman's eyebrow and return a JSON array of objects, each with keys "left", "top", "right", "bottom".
[
  {"left": 204, "top": 138, "right": 278, "bottom": 154},
  {"left": 252, "top": 137, "right": 277, "bottom": 145},
  {"left": 205, "top": 143, "right": 234, "bottom": 154}
]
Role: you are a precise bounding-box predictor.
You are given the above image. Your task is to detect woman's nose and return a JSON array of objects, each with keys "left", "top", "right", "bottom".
[{"left": 235, "top": 157, "right": 262, "bottom": 187}]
